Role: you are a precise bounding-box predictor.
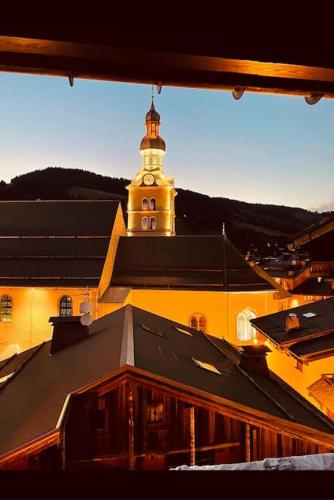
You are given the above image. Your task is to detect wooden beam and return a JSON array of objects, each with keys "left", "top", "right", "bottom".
[
  {"left": 245, "top": 424, "right": 251, "bottom": 462},
  {"left": 0, "top": 35, "right": 334, "bottom": 97},
  {"left": 128, "top": 386, "right": 135, "bottom": 471},
  {"left": 165, "top": 441, "right": 240, "bottom": 456},
  {"left": 189, "top": 406, "right": 195, "bottom": 466}
]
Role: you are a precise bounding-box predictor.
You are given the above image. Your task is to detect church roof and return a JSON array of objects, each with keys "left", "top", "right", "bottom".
[
  {"left": 0, "top": 200, "right": 120, "bottom": 286},
  {"left": 140, "top": 136, "right": 166, "bottom": 151},
  {"left": 111, "top": 236, "right": 276, "bottom": 291},
  {"left": 0, "top": 305, "right": 333, "bottom": 458},
  {"left": 145, "top": 99, "right": 160, "bottom": 123}
]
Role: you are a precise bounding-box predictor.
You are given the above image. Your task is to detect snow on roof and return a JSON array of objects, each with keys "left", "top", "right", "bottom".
[{"left": 172, "top": 453, "right": 334, "bottom": 471}]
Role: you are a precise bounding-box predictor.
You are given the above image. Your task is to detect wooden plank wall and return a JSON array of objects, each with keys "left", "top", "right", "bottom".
[
  {"left": 61, "top": 378, "right": 333, "bottom": 470},
  {"left": 3, "top": 376, "right": 333, "bottom": 470}
]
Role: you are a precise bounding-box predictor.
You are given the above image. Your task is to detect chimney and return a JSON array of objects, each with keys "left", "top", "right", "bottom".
[
  {"left": 239, "top": 345, "right": 271, "bottom": 376},
  {"left": 285, "top": 313, "right": 300, "bottom": 332},
  {"left": 49, "top": 316, "right": 89, "bottom": 354}
]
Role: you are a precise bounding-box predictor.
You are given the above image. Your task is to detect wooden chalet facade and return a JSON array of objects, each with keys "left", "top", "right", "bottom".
[{"left": 1, "top": 306, "right": 334, "bottom": 471}]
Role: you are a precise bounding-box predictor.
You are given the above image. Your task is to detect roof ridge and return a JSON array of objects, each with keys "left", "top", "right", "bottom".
[
  {"left": 199, "top": 328, "right": 298, "bottom": 421},
  {"left": 0, "top": 353, "right": 17, "bottom": 373},
  {"left": 0, "top": 200, "right": 120, "bottom": 203},
  {"left": 235, "top": 363, "right": 297, "bottom": 422},
  {"left": 0, "top": 343, "right": 45, "bottom": 392},
  {"left": 268, "top": 370, "right": 334, "bottom": 432},
  {"left": 119, "top": 305, "right": 135, "bottom": 366}
]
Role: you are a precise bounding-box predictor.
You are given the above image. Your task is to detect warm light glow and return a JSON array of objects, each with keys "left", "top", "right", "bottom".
[
  {"left": 291, "top": 299, "right": 299, "bottom": 308},
  {"left": 253, "top": 338, "right": 259, "bottom": 345}
]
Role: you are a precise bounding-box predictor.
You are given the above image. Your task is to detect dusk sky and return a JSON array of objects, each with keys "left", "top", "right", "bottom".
[{"left": 0, "top": 73, "right": 333, "bottom": 212}]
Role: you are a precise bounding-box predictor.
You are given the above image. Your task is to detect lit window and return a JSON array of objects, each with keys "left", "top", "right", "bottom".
[
  {"left": 237, "top": 310, "right": 256, "bottom": 341},
  {"left": 142, "top": 198, "right": 148, "bottom": 210},
  {"left": 60, "top": 296, "right": 72, "bottom": 317},
  {"left": 142, "top": 216, "right": 148, "bottom": 229},
  {"left": 302, "top": 312, "right": 317, "bottom": 318},
  {"left": 150, "top": 198, "right": 156, "bottom": 210},
  {"left": 189, "top": 314, "right": 207, "bottom": 332},
  {"left": 190, "top": 316, "right": 198, "bottom": 329},
  {"left": 147, "top": 402, "right": 164, "bottom": 423},
  {"left": 174, "top": 326, "right": 193, "bottom": 336},
  {"left": 198, "top": 316, "right": 206, "bottom": 332},
  {"left": 141, "top": 324, "right": 165, "bottom": 337},
  {"left": 191, "top": 357, "right": 222, "bottom": 375},
  {"left": 0, "top": 295, "right": 12, "bottom": 322},
  {"left": 149, "top": 217, "right": 156, "bottom": 230}
]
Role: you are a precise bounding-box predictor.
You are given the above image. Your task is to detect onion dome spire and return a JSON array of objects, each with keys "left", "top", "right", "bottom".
[{"left": 140, "top": 98, "right": 166, "bottom": 151}]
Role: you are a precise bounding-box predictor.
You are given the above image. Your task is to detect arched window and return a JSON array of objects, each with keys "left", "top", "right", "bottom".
[
  {"left": 190, "top": 316, "right": 198, "bottom": 329},
  {"left": 150, "top": 198, "right": 156, "bottom": 210},
  {"left": 142, "top": 217, "right": 148, "bottom": 230},
  {"left": 189, "top": 314, "right": 207, "bottom": 332},
  {"left": 0, "top": 295, "right": 12, "bottom": 322},
  {"left": 142, "top": 198, "right": 148, "bottom": 210},
  {"left": 198, "top": 316, "right": 206, "bottom": 332},
  {"left": 60, "top": 296, "right": 72, "bottom": 317},
  {"left": 149, "top": 217, "right": 156, "bottom": 230},
  {"left": 237, "top": 310, "right": 256, "bottom": 341}
]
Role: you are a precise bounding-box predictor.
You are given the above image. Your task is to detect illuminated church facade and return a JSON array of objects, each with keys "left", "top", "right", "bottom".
[{"left": 0, "top": 101, "right": 290, "bottom": 361}]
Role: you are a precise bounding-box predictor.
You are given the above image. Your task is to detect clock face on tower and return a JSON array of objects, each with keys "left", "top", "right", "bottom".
[{"left": 143, "top": 173, "right": 155, "bottom": 186}]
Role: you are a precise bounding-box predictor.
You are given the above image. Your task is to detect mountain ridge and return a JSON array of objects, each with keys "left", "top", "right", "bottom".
[{"left": 0, "top": 167, "right": 326, "bottom": 253}]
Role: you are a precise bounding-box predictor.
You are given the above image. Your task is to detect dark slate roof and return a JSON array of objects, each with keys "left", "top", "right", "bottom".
[
  {"left": 289, "top": 333, "right": 334, "bottom": 359},
  {"left": 292, "top": 279, "right": 334, "bottom": 297},
  {"left": 0, "top": 346, "right": 39, "bottom": 379},
  {"left": 0, "top": 305, "right": 333, "bottom": 457},
  {"left": 111, "top": 236, "right": 275, "bottom": 291},
  {"left": 0, "top": 200, "right": 119, "bottom": 237},
  {"left": 0, "top": 201, "right": 120, "bottom": 286},
  {"left": 251, "top": 297, "right": 334, "bottom": 348}
]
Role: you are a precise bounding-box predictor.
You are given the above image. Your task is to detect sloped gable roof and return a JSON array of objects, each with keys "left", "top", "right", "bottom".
[
  {"left": 251, "top": 297, "right": 334, "bottom": 348},
  {"left": 111, "top": 236, "right": 276, "bottom": 291},
  {"left": 0, "top": 200, "right": 120, "bottom": 286},
  {"left": 0, "top": 305, "right": 333, "bottom": 458}
]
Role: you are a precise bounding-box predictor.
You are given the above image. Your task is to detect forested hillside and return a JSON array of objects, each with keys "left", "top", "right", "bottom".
[{"left": 0, "top": 167, "right": 325, "bottom": 253}]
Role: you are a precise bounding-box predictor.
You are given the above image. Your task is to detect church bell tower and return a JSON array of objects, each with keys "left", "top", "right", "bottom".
[{"left": 127, "top": 99, "right": 177, "bottom": 236}]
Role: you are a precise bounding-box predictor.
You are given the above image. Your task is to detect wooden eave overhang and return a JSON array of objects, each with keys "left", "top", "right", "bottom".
[
  {"left": 252, "top": 325, "right": 334, "bottom": 350},
  {"left": 0, "top": 33, "right": 334, "bottom": 98},
  {"left": 292, "top": 220, "right": 334, "bottom": 250}
]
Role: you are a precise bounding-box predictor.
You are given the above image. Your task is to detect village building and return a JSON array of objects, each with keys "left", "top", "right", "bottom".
[
  {"left": 0, "top": 101, "right": 289, "bottom": 359},
  {"left": 266, "top": 215, "right": 334, "bottom": 303},
  {"left": 0, "top": 305, "right": 333, "bottom": 471},
  {"left": 251, "top": 297, "right": 334, "bottom": 415}
]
